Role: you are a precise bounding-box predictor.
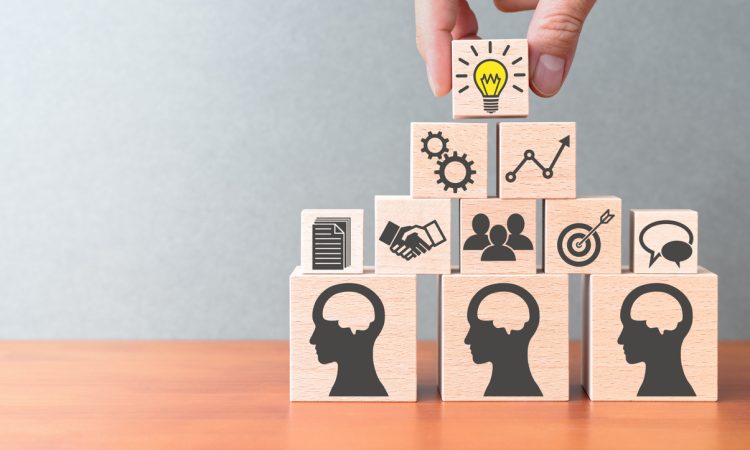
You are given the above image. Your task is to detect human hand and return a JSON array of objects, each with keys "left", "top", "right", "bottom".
[{"left": 415, "top": 0, "right": 596, "bottom": 98}]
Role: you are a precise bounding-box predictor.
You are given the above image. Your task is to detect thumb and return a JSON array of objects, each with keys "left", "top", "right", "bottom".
[{"left": 527, "top": 0, "right": 596, "bottom": 97}]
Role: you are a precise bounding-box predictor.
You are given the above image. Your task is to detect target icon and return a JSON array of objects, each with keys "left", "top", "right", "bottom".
[{"left": 556, "top": 210, "right": 615, "bottom": 267}]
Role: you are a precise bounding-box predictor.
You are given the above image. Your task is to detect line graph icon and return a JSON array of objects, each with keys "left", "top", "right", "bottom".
[{"left": 505, "top": 135, "right": 570, "bottom": 183}]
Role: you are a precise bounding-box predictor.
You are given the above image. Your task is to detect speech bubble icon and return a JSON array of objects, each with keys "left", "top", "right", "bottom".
[
  {"left": 639, "top": 220, "right": 694, "bottom": 268},
  {"left": 661, "top": 240, "right": 693, "bottom": 267}
]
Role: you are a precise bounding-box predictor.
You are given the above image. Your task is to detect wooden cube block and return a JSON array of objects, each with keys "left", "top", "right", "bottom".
[
  {"left": 459, "top": 199, "right": 536, "bottom": 274},
  {"left": 411, "top": 123, "right": 488, "bottom": 199},
  {"left": 289, "top": 267, "right": 417, "bottom": 401},
  {"left": 631, "top": 209, "right": 699, "bottom": 274},
  {"left": 300, "top": 209, "right": 363, "bottom": 274},
  {"left": 583, "top": 268, "right": 718, "bottom": 401},
  {"left": 497, "top": 122, "right": 576, "bottom": 199},
  {"left": 544, "top": 196, "right": 621, "bottom": 274},
  {"left": 452, "top": 39, "right": 529, "bottom": 118},
  {"left": 375, "top": 195, "right": 451, "bottom": 274},
  {"left": 439, "top": 272, "right": 568, "bottom": 401}
]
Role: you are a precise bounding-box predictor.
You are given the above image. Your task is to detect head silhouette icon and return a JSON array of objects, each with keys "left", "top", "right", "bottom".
[
  {"left": 465, "top": 283, "right": 542, "bottom": 396},
  {"left": 618, "top": 283, "right": 695, "bottom": 397},
  {"left": 309, "top": 283, "right": 388, "bottom": 397}
]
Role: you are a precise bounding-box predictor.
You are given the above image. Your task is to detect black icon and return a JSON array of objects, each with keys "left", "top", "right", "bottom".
[
  {"left": 312, "top": 217, "right": 351, "bottom": 270},
  {"left": 420, "top": 131, "right": 476, "bottom": 193},
  {"left": 556, "top": 209, "right": 615, "bottom": 267},
  {"left": 465, "top": 283, "right": 542, "bottom": 397},
  {"left": 379, "top": 220, "right": 446, "bottom": 261},
  {"left": 464, "top": 213, "right": 533, "bottom": 261},
  {"left": 505, "top": 136, "right": 570, "bottom": 183},
  {"left": 435, "top": 151, "right": 476, "bottom": 193},
  {"left": 455, "top": 41, "right": 526, "bottom": 113},
  {"left": 310, "top": 283, "right": 388, "bottom": 397},
  {"left": 618, "top": 283, "right": 696, "bottom": 397},
  {"left": 639, "top": 220, "right": 694, "bottom": 268},
  {"left": 420, "top": 131, "right": 449, "bottom": 160}
]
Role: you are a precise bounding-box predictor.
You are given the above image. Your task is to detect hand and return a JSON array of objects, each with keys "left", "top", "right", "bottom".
[{"left": 415, "top": 0, "right": 596, "bottom": 97}]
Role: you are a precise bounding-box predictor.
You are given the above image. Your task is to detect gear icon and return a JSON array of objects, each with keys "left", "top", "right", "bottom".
[
  {"left": 434, "top": 151, "right": 476, "bottom": 193},
  {"left": 420, "top": 131, "right": 449, "bottom": 159}
]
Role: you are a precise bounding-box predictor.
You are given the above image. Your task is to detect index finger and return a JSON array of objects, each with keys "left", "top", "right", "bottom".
[{"left": 415, "top": 0, "right": 479, "bottom": 96}]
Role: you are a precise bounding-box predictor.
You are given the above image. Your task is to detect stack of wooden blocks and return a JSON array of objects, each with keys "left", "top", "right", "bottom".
[{"left": 290, "top": 39, "right": 718, "bottom": 402}]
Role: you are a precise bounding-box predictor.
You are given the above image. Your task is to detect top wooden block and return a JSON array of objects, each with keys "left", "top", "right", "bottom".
[
  {"left": 301, "top": 209, "right": 364, "bottom": 274},
  {"left": 411, "top": 122, "right": 488, "bottom": 199},
  {"left": 630, "top": 209, "right": 698, "bottom": 274},
  {"left": 452, "top": 39, "right": 529, "bottom": 118}
]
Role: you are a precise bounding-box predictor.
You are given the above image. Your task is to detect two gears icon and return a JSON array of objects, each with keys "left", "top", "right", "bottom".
[{"left": 420, "top": 131, "right": 476, "bottom": 193}]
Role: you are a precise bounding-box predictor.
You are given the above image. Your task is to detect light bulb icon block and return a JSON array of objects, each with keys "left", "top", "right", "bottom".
[{"left": 452, "top": 39, "right": 529, "bottom": 119}]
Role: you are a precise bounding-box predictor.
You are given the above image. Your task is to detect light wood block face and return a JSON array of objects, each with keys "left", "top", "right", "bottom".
[
  {"left": 497, "top": 122, "right": 576, "bottom": 199},
  {"left": 452, "top": 39, "right": 529, "bottom": 119},
  {"left": 440, "top": 272, "right": 568, "bottom": 401},
  {"left": 544, "top": 197, "right": 622, "bottom": 274},
  {"left": 459, "top": 199, "right": 536, "bottom": 274},
  {"left": 289, "top": 267, "right": 417, "bottom": 401},
  {"left": 300, "top": 209, "right": 363, "bottom": 274},
  {"left": 630, "top": 209, "right": 698, "bottom": 274},
  {"left": 583, "top": 268, "right": 718, "bottom": 401},
  {"left": 410, "top": 123, "right": 488, "bottom": 199},
  {"left": 375, "top": 196, "right": 451, "bottom": 274}
]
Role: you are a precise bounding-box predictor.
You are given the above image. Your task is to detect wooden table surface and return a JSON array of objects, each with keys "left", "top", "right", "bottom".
[{"left": 0, "top": 341, "right": 748, "bottom": 449}]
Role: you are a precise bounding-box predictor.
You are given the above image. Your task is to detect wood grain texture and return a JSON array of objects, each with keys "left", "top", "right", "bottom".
[
  {"left": 374, "top": 195, "right": 451, "bottom": 274},
  {"left": 544, "top": 196, "right": 622, "bottom": 274},
  {"left": 583, "top": 268, "right": 718, "bottom": 401},
  {"left": 452, "top": 39, "right": 529, "bottom": 118},
  {"left": 630, "top": 209, "right": 698, "bottom": 274},
  {"left": 498, "top": 122, "right": 576, "bottom": 199},
  {"left": 1, "top": 341, "right": 749, "bottom": 449},
  {"left": 410, "top": 123, "right": 488, "bottom": 199},
  {"left": 440, "top": 272, "right": 568, "bottom": 400},
  {"left": 289, "top": 266, "right": 416, "bottom": 401},
  {"left": 459, "top": 199, "right": 537, "bottom": 274},
  {"left": 301, "top": 209, "right": 363, "bottom": 274}
]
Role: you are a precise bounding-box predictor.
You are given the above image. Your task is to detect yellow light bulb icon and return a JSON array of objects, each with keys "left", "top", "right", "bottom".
[{"left": 473, "top": 59, "right": 508, "bottom": 113}]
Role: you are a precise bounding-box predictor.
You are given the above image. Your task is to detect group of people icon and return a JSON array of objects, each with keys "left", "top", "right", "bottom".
[{"left": 464, "top": 213, "right": 533, "bottom": 261}]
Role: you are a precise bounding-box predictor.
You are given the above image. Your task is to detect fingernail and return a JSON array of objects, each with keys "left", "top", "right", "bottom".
[
  {"left": 532, "top": 54, "right": 565, "bottom": 96},
  {"left": 425, "top": 61, "right": 438, "bottom": 96}
]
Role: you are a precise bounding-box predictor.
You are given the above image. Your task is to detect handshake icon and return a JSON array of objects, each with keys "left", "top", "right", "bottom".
[{"left": 379, "top": 220, "right": 447, "bottom": 261}]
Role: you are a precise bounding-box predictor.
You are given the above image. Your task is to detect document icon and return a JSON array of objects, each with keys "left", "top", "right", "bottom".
[{"left": 312, "top": 217, "right": 351, "bottom": 270}]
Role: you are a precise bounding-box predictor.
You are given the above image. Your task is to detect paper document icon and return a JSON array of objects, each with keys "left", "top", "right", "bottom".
[{"left": 312, "top": 217, "right": 351, "bottom": 270}]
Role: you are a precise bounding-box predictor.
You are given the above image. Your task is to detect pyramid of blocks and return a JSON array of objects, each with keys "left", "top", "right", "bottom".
[{"left": 290, "top": 39, "right": 718, "bottom": 402}]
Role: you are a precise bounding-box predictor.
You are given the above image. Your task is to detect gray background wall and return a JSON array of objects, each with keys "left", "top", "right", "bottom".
[{"left": 0, "top": 1, "right": 747, "bottom": 339}]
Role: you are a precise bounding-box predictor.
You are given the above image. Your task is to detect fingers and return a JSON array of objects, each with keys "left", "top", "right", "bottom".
[
  {"left": 493, "top": 0, "right": 538, "bottom": 12},
  {"left": 451, "top": 0, "right": 479, "bottom": 41},
  {"left": 527, "top": 0, "right": 596, "bottom": 97},
  {"left": 416, "top": 0, "right": 478, "bottom": 97}
]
